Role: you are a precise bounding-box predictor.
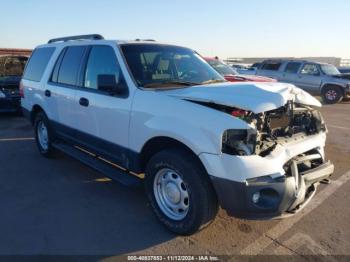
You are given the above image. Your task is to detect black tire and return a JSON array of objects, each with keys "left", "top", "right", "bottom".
[
  {"left": 145, "top": 148, "right": 218, "bottom": 235},
  {"left": 34, "top": 111, "right": 56, "bottom": 157},
  {"left": 321, "top": 85, "right": 343, "bottom": 104}
]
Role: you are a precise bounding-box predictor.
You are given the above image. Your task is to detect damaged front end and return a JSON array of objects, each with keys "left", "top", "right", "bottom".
[
  {"left": 200, "top": 100, "right": 334, "bottom": 218},
  {"left": 221, "top": 100, "right": 327, "bottom": 157}
]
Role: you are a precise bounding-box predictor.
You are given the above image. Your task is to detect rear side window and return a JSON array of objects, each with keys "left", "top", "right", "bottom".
[
  {"left": 23, "top": 47, "right": 55, "bottom": 81},
  {"left": 261, "top": 62, "right": 281, "bottom": 71},
  {"left": 284, "top": 62, "right": 301, "bottom": 74},
  {"left": 53, "top": 46, "right": 87, "bottom": 86}
]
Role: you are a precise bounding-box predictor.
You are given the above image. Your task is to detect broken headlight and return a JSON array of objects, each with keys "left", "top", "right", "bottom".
[{"left": 222, "top": 129, "right": 257, "bottom": 156}]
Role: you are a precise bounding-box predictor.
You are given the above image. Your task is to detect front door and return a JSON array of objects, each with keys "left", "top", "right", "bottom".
[
  {"left": 295, "top": 63, "right": 322, "bottom": 94},
  {"left": 73, "top": 45, "right": 132, "bottom": 168}
]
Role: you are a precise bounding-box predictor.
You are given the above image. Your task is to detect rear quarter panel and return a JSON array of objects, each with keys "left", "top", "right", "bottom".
[{"left": 21, "top": 46, "right": 62, "bottom": 119}]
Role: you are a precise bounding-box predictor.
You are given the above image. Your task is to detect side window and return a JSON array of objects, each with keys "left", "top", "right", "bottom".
[
  {"left": 300, "top": 64, "right": 320, "bottom": 76},
  {"left": 23, "top": 47, "right": 55, "bottom": 81},
  {"left": 261, "top": 62, "right": 281, "bottom": 71},
  {"left": 56, "top": 46, "right": 87, "bottom": 86},
  {"left": 84, "top": 45, "right": 121, "bottom": 90},
  {"left": 284, "top": 62, "right": 301, "bottom": 74}
]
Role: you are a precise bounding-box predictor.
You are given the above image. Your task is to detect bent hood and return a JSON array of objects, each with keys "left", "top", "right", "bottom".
[
  {"left": 333, "top": 73, "right": 350, "bottom": 80},
  {"left": 162, "top": 82, "right": 321, "bottom": 113},
  {"left": 224, "top": 74, "right": 276, "bottom": 83}
]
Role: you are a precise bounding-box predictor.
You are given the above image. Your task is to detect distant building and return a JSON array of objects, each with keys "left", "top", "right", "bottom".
[
  {"left": 0, "top": 48, "right": 32, "bottom": 57},
  {"left": 225, "top": 57, "right": 343, "bottom": 67},
  {"left": 340, "top": 59, "right": 350, "bottom": 67}
]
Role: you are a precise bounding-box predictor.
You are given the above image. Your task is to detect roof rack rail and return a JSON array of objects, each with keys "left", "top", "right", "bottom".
[
  {"left": 135, "top": 38, "right": 156, "bottom": 42},
  {"left": 48, "top": 34, "right": 104, "bottom": 44}
]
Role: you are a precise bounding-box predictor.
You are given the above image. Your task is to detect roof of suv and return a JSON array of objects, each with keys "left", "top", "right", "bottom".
[
  {"left": 262, "top": 59, "right": 329, "bottom": 65},
  {"left": 38, "top": 34, "right": 164, "bottom": 49}
]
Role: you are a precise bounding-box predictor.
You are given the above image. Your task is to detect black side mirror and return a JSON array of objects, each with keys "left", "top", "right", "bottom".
[{"left": 97, "top": 74, "right": 123, "bottom": 95}]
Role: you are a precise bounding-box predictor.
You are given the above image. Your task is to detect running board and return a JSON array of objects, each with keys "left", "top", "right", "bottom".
[{"left": 52, "top": 142, "right": 142, "bottom": 186}]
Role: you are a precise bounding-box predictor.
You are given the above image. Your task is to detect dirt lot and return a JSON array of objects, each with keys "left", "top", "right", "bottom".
[{"left": 0, "top": 101, "right": 349, "bottom": 259}]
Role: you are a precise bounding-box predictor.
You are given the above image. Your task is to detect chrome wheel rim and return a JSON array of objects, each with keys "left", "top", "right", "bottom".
[
  {"left": 37, "top": 121, "right": 49, "bottom": 150},
  {"left": 325, "top": 89, "right": 337, "bottom": 101},
  {"left": 153, "top": 168, "right": 189, "bottom": 220}
]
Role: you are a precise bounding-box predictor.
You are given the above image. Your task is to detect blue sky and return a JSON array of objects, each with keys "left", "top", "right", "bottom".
[{"left": 1, "top": 0, "right": 349, "bottom": 58}]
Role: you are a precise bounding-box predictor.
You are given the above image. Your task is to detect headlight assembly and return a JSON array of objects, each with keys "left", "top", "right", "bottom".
[{"left": 222, "top": 129, "right": 257, "bottom": 156}]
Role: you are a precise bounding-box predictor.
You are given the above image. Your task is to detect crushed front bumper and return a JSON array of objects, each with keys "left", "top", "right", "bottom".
[{"left": 210, "top": 158, "right": 334, "bottom": 219}]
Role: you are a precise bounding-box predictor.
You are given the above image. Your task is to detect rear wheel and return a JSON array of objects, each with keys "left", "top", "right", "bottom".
[
  {"left": 321, "top": 85, "right": 343, "bottom": 104},
  {"left": 145, "top": 148, "right": 218, "bottom": 235},
  {"left": 34, "top": 111, "right": 56, "bottom": 157}
]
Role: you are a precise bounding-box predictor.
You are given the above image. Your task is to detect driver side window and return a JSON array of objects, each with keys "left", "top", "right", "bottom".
[
  {"left": 84, "top": 45, "right": 121, "bottom": 89},
  {"left": 300, "top": 64, "right": 319, "bottom": 76}
]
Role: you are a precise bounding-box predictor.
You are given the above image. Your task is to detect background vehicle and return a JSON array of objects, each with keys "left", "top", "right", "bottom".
[
  {"left": 338, "top": 67, "right": 350, "bottom": 74},
  {"left": 204, "top": 57, "right": 275, "bottom": 82},
  {"left": 255, "top": 59, "right": 350, "bottom": 104},
  {"left": 21, "top": 35, "right": 333, "bottom": 235},
  {"left": 236, "top": 62, "right": 262, "bottom": 75},
  {"left": 0, "top": 55, "right": 28, "bottom": 113}
]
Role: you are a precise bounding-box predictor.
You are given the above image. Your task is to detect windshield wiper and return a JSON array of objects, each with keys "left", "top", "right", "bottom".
[
  {"left": 143, "top": 80, "right": 200, "bottom": 88},
  {"left": 201, "top": 79, "right": 227, "bottom": 85}
]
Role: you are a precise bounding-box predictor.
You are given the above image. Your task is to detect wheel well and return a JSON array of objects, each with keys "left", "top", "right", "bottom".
[
  {"left": 139, "top": 136, "right": 206, "bottom": 173},
  {"left": 321, "top": 84, "right": 344, "bottom": 95},
  {"left": 30, "top": 105, "right": 44, "bottom": 124}
]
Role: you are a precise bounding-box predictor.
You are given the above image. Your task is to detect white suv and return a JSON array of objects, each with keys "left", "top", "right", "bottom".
[{"left": 21, "top": 34, "right": 334, "bottom": 235}]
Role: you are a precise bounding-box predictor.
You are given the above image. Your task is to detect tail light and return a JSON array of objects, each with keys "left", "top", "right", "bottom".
[{"left": 19, "top": 80, "right": 24, "bottom": 98}]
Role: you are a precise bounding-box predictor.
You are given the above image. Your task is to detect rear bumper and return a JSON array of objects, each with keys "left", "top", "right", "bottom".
[{"left": 210, "top": 160, "right": 334, "bottom": 219}]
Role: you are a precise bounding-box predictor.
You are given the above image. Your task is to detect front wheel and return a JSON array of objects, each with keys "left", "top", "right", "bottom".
[
  {"left": 145, "top": 148, "right": 218, "bottom": 235},
  {"left": 321, "top": 85, "right": 343, "bottom": 104}
]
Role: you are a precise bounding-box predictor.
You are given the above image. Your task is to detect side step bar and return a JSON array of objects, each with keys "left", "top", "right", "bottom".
[{"left": 52, "top": 142, "right": 142, "bottom": 186}]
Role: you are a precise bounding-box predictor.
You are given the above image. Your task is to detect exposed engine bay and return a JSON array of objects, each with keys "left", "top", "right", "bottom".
[{"left": 194, "top": 100, "right": 327, "bottom": 157}]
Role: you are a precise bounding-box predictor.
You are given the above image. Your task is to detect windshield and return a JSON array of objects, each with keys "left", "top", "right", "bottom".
[
  {"left": 121, "top": 44, "right": 225, "bottom": 88},
  {"left": 207, "top": 59, "right": 238, "bottom": 76},
  {"left": 320, "top": 64, "right": 340, "bottom": 76}
]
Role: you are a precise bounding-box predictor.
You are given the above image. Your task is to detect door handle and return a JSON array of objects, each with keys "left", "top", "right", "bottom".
[
  {"left": 44, "top": 90, "right": 51, "bottom": 97},
  {"left": 79, "top": 97, "right": 89, "bottom": 107}
]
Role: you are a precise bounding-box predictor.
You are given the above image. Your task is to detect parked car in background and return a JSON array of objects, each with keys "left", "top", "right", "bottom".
[
  {"left": 22, "top": 35, "right": 333, "bottom": 235},
  {"left": 204, "top": 57, "right": 275, "bottom": 82},
  {"left": 0, "top": 55, "right": 29, "bottom": 113},
  {"left": 237, "top": 62, "right": 262, "bottom": 75},
  {"left": 255, "top": 59, "right": 350, "bottom": 104},
  {"left": 338, "top": 67, "right": 350, "bottom": 74},
  {"left": 230, "top": 63, "right": 250, "bottom": 70}
]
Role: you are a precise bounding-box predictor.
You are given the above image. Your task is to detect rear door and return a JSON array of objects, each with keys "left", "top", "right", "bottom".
[
  {"left": 295, "top": 63, "right": 322, "bottom": 94},
  {"left": 72, "top": 44, "right": 132, "bottom": 168},
  {"left": 280, "top": 62, "right": 302, "bottom": 85},
  {"left": 47, "top": 45, "right": 88, "bottom": 140}
]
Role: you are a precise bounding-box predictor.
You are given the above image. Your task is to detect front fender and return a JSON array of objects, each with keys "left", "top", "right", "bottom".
[{"left": 129, "top": 90, "right": 251, "bottom": 155}]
